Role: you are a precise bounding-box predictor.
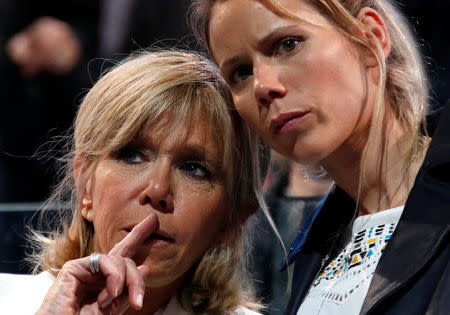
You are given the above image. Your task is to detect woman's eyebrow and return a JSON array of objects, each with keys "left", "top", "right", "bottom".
[
  {"left": 219, "top": 25, "right": 303, "bottom": 70},
  {"left": 176, "top": 144, "right": 209, "bottom": 159},
  {"left": 256, "top": 25, "right": 302, "bottom": 50},
  {"left": 220, "top": 55, "right": 241, "bottom": 72},
  {"left": 176, "top": 144, "right": 220, "bottom": 165},
  {"left": 125, "top": 137, "right": 148, "bottom": 150}
]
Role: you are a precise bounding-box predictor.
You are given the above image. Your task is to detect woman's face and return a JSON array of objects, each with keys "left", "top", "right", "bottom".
[
  {"left": 82, "top": 115, "right": 229, "bottom": 290},
  {"left": 209, "top": 0, "right": 374, "bottom": 164}
]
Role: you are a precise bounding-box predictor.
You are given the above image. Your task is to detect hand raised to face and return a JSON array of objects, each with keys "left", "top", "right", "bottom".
[{"left": 36, "top": 213, "right": 158, "bottom": 315}]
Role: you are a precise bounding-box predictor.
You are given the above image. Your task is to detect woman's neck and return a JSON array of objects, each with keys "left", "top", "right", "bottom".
[
  {"left": 322, "top": 116, "right": 427, "bottom": 215},
  {"left": 287, "top": 165, "right": 332, "bottom": 198}
]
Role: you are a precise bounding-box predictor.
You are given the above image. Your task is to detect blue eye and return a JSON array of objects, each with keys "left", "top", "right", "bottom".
[
  {"left": 115, "top": 147, "right": 144, "bottom": 164},
  {"left": 230, "top": 65, "right": 252, "bottom": 84},
  {"left": 275, "top": 38, "right": 301, "bottom": 56},
  {"left": 181, "top": 161, "right": 211, "bottom": 179}
]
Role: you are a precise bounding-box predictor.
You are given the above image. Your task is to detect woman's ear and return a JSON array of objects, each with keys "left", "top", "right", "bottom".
[
  {"left": 356, "top": 7, "right": 391, "bottom": 67},
  {"left": 74, "top": 155, "right": 95, "bottom": 222},
  {"left": 80, "top": 177, "right": 94, "bottom": 222}
]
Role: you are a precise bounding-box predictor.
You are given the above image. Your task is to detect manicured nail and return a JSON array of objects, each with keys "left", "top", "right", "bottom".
[
  {"left": 101, "top": 296, "right": 113, "bottom": 309},
  {"left": 136, "top": 294, "right": 143, "bottom": 308},
  {"left": 114, "top": 286, "right": 123, "bottom": 298}
]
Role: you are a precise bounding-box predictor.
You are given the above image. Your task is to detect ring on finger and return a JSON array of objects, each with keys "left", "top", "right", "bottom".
[{"left": 89, "top": 252, "right": 102, "bottom": 274}]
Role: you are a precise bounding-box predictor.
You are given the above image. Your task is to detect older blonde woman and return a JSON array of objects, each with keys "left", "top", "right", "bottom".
[
  {"left": 0, "top": 50, "right": 268, "bottom": 314},
  {"left": 190, "top": 0, "right": 449, "bottom": 314}
]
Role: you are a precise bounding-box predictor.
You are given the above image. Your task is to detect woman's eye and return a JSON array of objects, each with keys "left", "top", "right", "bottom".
[
  {"left": 274, "top": 38, "right": 301, "bottom": 56},
  {"left": 181, "top": 161, "right": 212, "bottom": 180},
  {"left": 114, "top": 147, "right": 144, "bottom": 164},
  {"left": 229, "top": 65, "right": 252, "bottom": 84}
]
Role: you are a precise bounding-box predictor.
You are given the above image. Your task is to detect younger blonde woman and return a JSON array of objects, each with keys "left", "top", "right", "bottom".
[{"left": 190, "top": 0, "right": 449, "bottom": 314}]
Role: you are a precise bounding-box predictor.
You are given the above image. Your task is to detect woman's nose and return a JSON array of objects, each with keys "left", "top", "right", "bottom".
[
  {"left": 253, "top": 61, "right": 287, "bottom": 107},
  {"left": 139, "top": 165, "right": 174, "bottom": 212}
]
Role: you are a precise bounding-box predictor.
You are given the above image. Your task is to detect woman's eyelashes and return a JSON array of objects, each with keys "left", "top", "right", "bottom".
[
  {"left": 180, "top": 160, "right": 212, "bottom": 180},
  {"left": 113, "top": 146, "right": 214, "bottom": 180},
  {"left": 227, "top": 37, "right": 303, "bottom": 85},
  {"left": 115, "top": 148, "right": 213, "bottom": 178},
  {"left": 113, "top": 146, "right": 146, "bottom": 164},
  {"left": 273, "top": 37, "right": 302, "bottom": 56},
  {"left": 229, "top": 65, "right": 252, "bottom": 85}
]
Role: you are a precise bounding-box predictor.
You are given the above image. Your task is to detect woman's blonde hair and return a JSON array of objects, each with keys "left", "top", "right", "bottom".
[
  {"left": 190, "top": 0, "right": 429, "bottom": 208},
  {"left": 31, "top": 49, "right": 268, "bottom": 313}
]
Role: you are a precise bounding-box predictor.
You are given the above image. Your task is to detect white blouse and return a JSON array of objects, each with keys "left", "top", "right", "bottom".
[
  {"left": 0, "top": 272, "right": 54, "bottom": 314},
  {"left": 155, "top": 296, "right": 262, "bottom": 314},
  {"left": 297, "top": 205, "right": 404, "bottom": 315},
  {"left": 0, "top": 271, "right": 261, "bottom": 314}
]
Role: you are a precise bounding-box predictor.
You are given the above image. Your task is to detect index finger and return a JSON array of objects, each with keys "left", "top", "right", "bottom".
[{"left": 109, "top": 213, "right": 159, "bottom": 257}]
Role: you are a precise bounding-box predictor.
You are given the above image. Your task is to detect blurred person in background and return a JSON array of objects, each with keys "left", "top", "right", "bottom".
[{"left": 0, "top": 0, "right": 191, "bottom": 202}]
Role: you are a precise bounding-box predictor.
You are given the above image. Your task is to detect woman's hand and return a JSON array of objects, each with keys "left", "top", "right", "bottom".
[{"left": 36, "top": 213, "right": 158, "bottom": 315}]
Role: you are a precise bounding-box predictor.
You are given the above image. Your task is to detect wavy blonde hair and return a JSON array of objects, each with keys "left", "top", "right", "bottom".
[
  {"left": 31, "top": 50, "right": 268, "bottom": 313},
  {"left": 190, "top": 0, "right": 429, "bottom": 209}
]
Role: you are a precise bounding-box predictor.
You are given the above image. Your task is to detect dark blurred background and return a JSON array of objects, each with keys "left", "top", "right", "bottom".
[{"left": 0, "top": 1, "right": 449, "bottom": 314}]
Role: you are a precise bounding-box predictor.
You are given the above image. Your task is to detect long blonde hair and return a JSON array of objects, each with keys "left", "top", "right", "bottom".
[
  {"left": 31, "top": 49, "right": 268, "bottom": 313},
  {"left": 190, "top": 0, "right": 429, "bottom": 208}
]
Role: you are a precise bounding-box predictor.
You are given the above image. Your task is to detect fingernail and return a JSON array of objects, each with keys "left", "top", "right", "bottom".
[
  {"left": 114, "top": 287, "right": 122, "bottom": 297},
  {"left": 120, "top": 301, "right": 130, "bottom": 315},
  {"left": 101, "top": 296, "right": 113, "bottom": 309},
  {"left": 136, "top": 294, "right": 143, "bottom": 308}
]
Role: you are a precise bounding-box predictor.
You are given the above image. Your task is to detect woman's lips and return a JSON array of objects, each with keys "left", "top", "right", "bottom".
[
  {"left": 123, "top": 228, "right": 175, "bottom": 244},
  {"left": 270, "top": 111, "right": 309, "bottom": 134}
]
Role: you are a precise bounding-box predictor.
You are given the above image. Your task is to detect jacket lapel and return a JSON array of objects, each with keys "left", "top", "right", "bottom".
[
  {"left": 285, "top": 186, "right": 356, "bottom": 314},
  {"left": 361, "top": 104, "right": 450, "bottom": 313}
]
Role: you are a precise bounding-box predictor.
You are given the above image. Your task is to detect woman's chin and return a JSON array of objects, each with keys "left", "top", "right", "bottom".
[
  {"left": 280, "top": 148, "right": 326, "bottom": 165},
  {"left": 135, "top": 256, "right": 180, "bottom": 285},
  {"left": 140, "top": 264, "right": 187, "bottom": 291}
]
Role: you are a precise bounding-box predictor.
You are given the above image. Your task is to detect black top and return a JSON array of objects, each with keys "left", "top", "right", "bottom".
[{"left": 285, "top": 103, "right": 450, "bottom": 314}]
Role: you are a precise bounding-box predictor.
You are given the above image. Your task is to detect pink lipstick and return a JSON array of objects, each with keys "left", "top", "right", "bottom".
[{"left": 270, "top": 111, "right": 309, "bottom": 134}]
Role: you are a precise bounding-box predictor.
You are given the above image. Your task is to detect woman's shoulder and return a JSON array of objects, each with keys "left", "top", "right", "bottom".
[
  {"left": 156, "top": 296, "right": 263, "bottom": 315},
  {"left": 232, "top": 306, "right": 263, "bottom": 314},
  {"left": 0, "top": 271, "right": 54, "bottom": 290},
  {"left": 0, "top": 271, "right": 54, "bottom": 314}
]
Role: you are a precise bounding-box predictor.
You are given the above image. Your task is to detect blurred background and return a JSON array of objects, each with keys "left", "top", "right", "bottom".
[{"left": 0, "top": 0, "right": 448, "bottom": 314}]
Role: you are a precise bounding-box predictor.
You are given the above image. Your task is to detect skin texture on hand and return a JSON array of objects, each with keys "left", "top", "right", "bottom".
[
  {"left": 36, "top": 213, "right": 158, "bottom": 315},
  {"left": 6, "top": 16, "right": 81, "bottom": 77}
]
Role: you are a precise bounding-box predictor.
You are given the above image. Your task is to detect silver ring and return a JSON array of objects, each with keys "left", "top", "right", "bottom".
[{"left": 89, "top": 252, "right": 102, "bottom": 274}]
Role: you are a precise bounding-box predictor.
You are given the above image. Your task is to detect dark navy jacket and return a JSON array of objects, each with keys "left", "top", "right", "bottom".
[{"left": 284, "top": 105, "right": 450, "bottom": 314}]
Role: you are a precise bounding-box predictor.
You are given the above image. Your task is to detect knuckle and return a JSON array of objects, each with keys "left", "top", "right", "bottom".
[
  {"left": 124, "top": 257, "right": 136, "bottom": 267},
  {"left": 61, "top": 259, "right": 78, "bottom": 272},
  {"left": 110, "top": 269, "right": 122, "bottom": 282},
  {"left": 111, "top": 243, "right": 121, "bottom": 253}
]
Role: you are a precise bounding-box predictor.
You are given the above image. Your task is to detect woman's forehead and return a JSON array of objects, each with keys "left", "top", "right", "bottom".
[
  {"left": 136, "top": 111, "right": 224, "bottom": 156},
  {"left": 209, "top": 0, "right": 325, "bottom": 57},
  {"left": 210, "top": 0, "right": 320, "bottom": 22}
]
